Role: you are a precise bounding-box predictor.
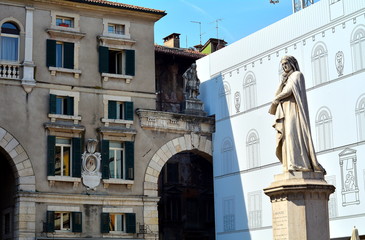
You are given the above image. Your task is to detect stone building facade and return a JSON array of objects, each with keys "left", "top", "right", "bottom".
[{"left": 0, "top": 1, "right": 214, "bottom": 240}]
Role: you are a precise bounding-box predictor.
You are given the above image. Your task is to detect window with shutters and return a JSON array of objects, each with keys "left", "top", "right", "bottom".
[
  {"left": 102, "top": 95, "right": 134, "bottom": 127},
  {"left": 55, "top": 137, "right": 72, "bottom": 177},
  {"left": 47, "top": 136, "right": 82, "bottom": 182},
  {"left": 45, "top": 209, "right": 82, "bottom": 234},
  {"left": 47, "top": 11, "right": 84, "bottom": 78},
  {"left": 99, "top": 46, "right": 135, "bottom": 83},
  {"left": 48, "top": 90, "right": 81, "bottom": 124},
  {"left": 101, "top": 212, "right": 136, "bottom": 235},
  {"left": 98, "top": 19, "right": 135, "bottom": 83},
  {"left": 101, "top": 139, "right": 134, "bottom": 187}
]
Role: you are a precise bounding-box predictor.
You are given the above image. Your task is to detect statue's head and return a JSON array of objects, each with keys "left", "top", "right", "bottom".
[
  {"left": 281, "top": 55, "right": 300, "bottom": 72},
  {"left": 191, "top": 63, "right": 197, "bottom": 69}
]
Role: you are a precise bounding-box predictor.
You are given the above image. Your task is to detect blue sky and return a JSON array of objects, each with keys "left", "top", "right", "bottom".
[{"left": 110, "top": 0, "right": 319, "bottom": 47}]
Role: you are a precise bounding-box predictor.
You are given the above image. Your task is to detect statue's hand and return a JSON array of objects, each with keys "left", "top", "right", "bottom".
[{"left": 272, "top": 100, "right": 279, "bottom": 105}]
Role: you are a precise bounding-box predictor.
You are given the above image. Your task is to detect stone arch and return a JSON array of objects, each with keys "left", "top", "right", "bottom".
[
  {"left": 144, "top": 133, "right": 212, "bottom": 197},
  {"left": 0, "top": 127, "right": 35, "bottom": 191}
]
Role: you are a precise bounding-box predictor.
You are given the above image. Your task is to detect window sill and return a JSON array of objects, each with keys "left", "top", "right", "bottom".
[
  {"left": 48, "top": 176, "right": 81, "bottom": 188},
  {"left": 47, "top": 28, "right": 85, "bottom": 41},
  {"left": 101, "top": 118, "right": 133, "bottom": 127},
  {"left": 98, "top": 35, "right": 135, "bottom": 46},
  {"left": 48, "top": 113, "right": 82, "bottom": 124},
  {"left": 102, "top": 179, "right": 134, "bottom": 189},
  {"left": 49, "top": 67, "right": 82, "bottom": 78},
  {"left": 101, "top": 73, "right": 133, "bottom": 83}
]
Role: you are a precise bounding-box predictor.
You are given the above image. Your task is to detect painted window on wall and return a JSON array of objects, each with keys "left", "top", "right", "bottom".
[
  {"left": 243, "top": 72, "right": 257, "bottom": 111},
  {"left": 221, "top": 138, "right": 233, "bottom": 175},
  {"left": 339, "top": 148, "right": 360, "bottom": 206},
  {"left": 218, "top": 81, "right": 231, "bottom": 119},
  {"left": 356, "top": 94, "right": 365, "bottom": 141},
  {"left": 351, "top": 26, "right": 365, "bottom": 72},
  {"left": 325, "top": 175, "right": 338, "bottom": 218},
  {"left": 248, "top": 191, "right": 262, "bottom": 229},
  {"left": 223, "top": 198, "right": 235, "bottom": 232},
  {"left": 316, "top": 107, "right": 333, "bottom": 151},
  {"left": 246, "top": 129, "right": 260, "bottom": 169},
  {"left": 312, "top": 43, "right": 329, "bottom": 86}
]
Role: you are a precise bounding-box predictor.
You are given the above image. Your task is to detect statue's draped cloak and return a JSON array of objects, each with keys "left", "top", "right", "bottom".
[{"left": 273, "top": 71, "right": 321, "bottom": 171}]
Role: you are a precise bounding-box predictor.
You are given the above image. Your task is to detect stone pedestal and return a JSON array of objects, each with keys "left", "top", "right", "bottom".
[
  {"left": 181, "top": 99, "right": 207, "bottom": 116},
  {"left": 264, "top": 172, "right": 335, "bottom": 240}
]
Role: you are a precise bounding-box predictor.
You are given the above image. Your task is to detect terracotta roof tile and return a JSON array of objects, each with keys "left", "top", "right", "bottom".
[
  {"left": 66, "top": 0, "right": 166, "bottom": 16},
  {"left": 155, "top": 45, "right": 206, "bottom": 59}
]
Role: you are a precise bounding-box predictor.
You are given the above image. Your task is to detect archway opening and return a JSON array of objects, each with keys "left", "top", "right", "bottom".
[
  {"left": 158, "top": 151, "right": 215, "bottom": 240},
  {"left": 0, "top": 148, "right": 16, "bottom": 240}
]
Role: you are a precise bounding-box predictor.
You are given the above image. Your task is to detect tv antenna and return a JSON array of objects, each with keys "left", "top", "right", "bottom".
[
  {"left": 210, "top": 19, "right": 222, "bottom": 40},
  {"left": 191, "top": 21, "right": 203, "bottom": 45}
]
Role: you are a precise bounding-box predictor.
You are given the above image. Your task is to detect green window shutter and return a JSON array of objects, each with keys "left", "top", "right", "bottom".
[
  {"left": 47, "top": 136, "right": 56, "bottom": 176},
  {"left": 99, "top": 46, "right": 109, "bottom": 73},
  {"left": 101, "top": 140, "right": 110, "bottom": 179},
  {"left": 125, "top": 141, "right": 134, "bottom": 180},
  {"left": 125, "top": 213, "right": 136, "bottom": 233},
  {"left": 124, "top": 101, "right": 134, "bottom": 121},
  {"left": 125, "top": 49, "right": 135, "bottom": 76},
  {"left": 46, "top": 211, "right": 55, "bottom": 232},
  {"left": 100, "top": 213, "right": 110, "bottom": 233},
  {"left": 63, "top": 42, "right": 74, "bottom": 69},
  {"left": 108, "top": 101, "right": 117, "bottom": 119},
  {"left": 49, "top": 94, "right": 57, "bottom": 114},
  {"left": 72, "top": 212, "right": 82, "bottom": 233},
  {"left": 67, "top": 96, "right": 74, "bottom": 116},
  {"left": 46, "top": 39, "right": 56, "bottom": 67},
  {"left": 72, "top": 138, "right": 82, "bottom": 178}
]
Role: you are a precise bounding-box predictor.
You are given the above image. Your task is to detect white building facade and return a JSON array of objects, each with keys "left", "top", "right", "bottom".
[{"left": 197, "top": 0, "right": 365, "bottom": 239}]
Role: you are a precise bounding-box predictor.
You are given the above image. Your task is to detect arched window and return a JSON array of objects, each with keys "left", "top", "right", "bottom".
[
  {"left": 218, "top": 82, "right": 231, "bottom": 119},
  {"left": 351, "top": 26, "right": 365, "bottom": 72},
  {"left": 356, "top": 94, "right": 365, "bottom": 141},
  {"left": 246, "top": 129, "right": 260, "bottom": 169},
  {"left": 0, "top": 22, "right": 20, "bottom": 62},
  {"left": 316, "top": 107, "right": 333, "bottom": 151},
  {"left": 243, "top": 72, "right": 257, "bottom": 111},
  {"left": 221, "top": 138, "right": 233, "bottom": 174},
  {"left": 312, "top": 43, "right": 329, "bottom": 85}
]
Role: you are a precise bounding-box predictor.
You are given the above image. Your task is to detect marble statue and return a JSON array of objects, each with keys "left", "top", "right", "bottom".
[
  {"left": 269, "top": 55, "right": 326, "bottom": 174},
  {"left": 183, "top": 63, "right": 200, "bottom": 99}
]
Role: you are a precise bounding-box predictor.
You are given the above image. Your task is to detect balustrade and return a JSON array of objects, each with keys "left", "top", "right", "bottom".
[{"left": 0, "top": 63, "right": 20, "bottom": 79}]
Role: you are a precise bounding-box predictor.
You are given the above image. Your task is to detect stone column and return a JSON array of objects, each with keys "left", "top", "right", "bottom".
[
  {"left": 21, "top": 6, "right": 36, "bottom": 93},
  {"left": 264, "top": 172, "right": 335, "bottom": 240}
]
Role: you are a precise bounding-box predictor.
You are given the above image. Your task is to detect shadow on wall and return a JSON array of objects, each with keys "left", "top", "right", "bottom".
[{"left": 200, "top": 73, "right": 252, "bottom": 240}]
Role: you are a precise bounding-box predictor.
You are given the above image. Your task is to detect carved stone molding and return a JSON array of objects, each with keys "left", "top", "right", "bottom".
[{"left": 136, "top": 109, "right": 215, "bottom": 134}]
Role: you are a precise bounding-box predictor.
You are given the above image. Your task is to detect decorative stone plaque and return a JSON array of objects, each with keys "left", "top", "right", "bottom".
[{"left": 81, "top": 139, "right": 102, "bottom": 190}]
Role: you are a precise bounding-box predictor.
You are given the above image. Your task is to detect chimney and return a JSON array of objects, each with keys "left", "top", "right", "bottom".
[{"left": 163, "top": 33, "right": 180, "bottom": 48}]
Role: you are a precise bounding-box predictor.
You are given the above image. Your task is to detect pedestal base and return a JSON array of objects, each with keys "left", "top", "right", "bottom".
[
  {"left": 264, "top": 172, "right": 335, "bottom": 240},
  {"left": 181, "top": 99, "right": 207, "bottom": 116}
]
